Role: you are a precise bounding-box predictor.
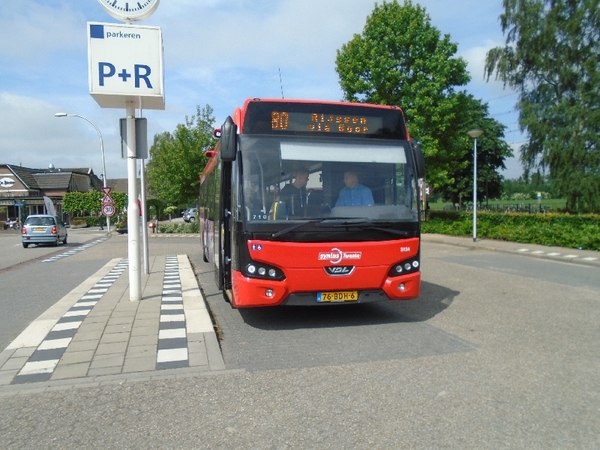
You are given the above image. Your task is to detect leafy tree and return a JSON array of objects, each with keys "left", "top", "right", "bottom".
[
  {"left": 485, "top": 0, "right": 600, "bottom": 213},
  {"left": 336, "top": 0, "right": 473, "bottom": 189},
  {"left": 440, "top": 94, "right": 513, "bottom": 206},
  {"left": 147, "top": 105, "right": 217, "bottom": 206}
]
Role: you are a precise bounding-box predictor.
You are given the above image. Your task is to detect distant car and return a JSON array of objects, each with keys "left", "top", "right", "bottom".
[
  {"left": 183, "top": 207, "right": 197, "bottom": 222},
  {"left": 21, "top": 214, "right": 68, "bottom": 248}
]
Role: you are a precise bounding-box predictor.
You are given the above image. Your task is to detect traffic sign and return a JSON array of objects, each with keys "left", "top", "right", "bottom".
[
  {"left": 101, "top": 187, "right": 112, "bottom": 195},
  {"left": 102, "top": 204, "right": 116, "bottom": 217},
  {"left": 101, "top": 194, "right": 114, "bottom": 204}
]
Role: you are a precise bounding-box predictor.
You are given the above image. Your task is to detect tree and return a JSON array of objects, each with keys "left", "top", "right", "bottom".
[
  {"left": 146, "top": 105, "right": 217, "bottom": 207},
  {"left": 485, "top": 0, "right": 600, "bottom": 213},
  {"left": 335, "top": 0, "right": 472, "bottom": 189},
  {"left": 440, "top": 94, "right": 513, "bottom": 206}
]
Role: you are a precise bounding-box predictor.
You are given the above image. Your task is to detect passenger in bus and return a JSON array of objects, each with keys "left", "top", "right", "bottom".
[
  {"left": 279, "top": 168, "right": 309, "bottom": 217},
  {"left": 335, "top": 171, "right": 374, "bottom": 206}
]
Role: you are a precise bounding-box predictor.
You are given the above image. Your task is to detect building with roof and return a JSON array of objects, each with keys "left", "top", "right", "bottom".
[{"left": 0, "top": 164, "right": 103, "bottom": 222}]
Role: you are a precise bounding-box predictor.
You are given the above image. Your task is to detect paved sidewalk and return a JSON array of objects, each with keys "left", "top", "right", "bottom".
[{"left": 0, "top": 250, "right": 227, "bottom": 395}]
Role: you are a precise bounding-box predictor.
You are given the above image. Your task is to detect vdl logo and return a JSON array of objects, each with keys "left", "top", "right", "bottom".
[{"left": 324, "top": 266, "right": 355, "bottom": 276}]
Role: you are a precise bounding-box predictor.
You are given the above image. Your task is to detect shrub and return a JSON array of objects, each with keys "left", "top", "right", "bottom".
[
  {"left": 70, "top": 217, "right": 88, "bottom": 228},
  {"left": 158, "top": 221, "right": 199, "bottom": 234},
  {"left": 422, "top": 212, "right": 600, "bottom": 251}
]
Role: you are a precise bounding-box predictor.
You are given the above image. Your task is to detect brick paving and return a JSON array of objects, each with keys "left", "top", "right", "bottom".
[{"left": 0, "top": 248, "right": 225, "bottom": 394}]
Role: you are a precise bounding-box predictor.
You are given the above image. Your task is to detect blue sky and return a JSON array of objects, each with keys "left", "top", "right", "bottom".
[{"left": 0, "top": 0, "right": 524, "bottom": 180}]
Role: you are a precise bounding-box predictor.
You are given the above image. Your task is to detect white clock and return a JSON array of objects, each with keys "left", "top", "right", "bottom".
[{"left": 97, "top": 0, "right": 160, "bottom": 22}]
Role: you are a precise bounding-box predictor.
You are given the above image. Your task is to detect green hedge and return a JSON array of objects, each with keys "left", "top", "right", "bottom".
[
  {"left": 158, "top": 222, "right": 199, "bottom": 234},
  {"left": 71, "top": 216, "right": 116, "bottom": 227},
  {"left": 422, "top": 211, "right": 600, "bottom": 251}
]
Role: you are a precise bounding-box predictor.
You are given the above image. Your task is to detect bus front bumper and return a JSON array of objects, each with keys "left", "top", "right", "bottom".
[{"left": 231, "top": 270, "right": 420, "bottom": 308}]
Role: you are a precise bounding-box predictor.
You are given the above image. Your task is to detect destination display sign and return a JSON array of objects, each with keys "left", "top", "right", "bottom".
[
  {"left": 270, "top": 111, "right": 383, "bottom": 135},
  {"left": 243, "top": 100, "right": 407, "bottom": 139}
]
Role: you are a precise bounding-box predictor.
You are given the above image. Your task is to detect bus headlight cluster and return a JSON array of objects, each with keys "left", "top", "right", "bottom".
[
  {"left": 388, "top": 258, "right": 420, "bottom": 277},
  {"left": 245, "top": 263, "right": 284, "bottom": 280}
]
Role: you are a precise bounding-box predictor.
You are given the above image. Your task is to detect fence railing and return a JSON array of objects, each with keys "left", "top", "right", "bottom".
[{"left": 432, "top": 203, "right": 553, "bottom": 214}]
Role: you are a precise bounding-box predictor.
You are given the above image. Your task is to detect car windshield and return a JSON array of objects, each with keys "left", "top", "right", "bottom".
[
  {"left": 238, "top": 135, "right": 419, "bottom": 224},
  {"left": 26, "top": 217, "right": 55, "bottom": 226}
]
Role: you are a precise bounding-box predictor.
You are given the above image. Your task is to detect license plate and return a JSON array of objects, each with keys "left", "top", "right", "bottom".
[
  {"left": 33, "top": 227, "right": 46, "bottom": 232},
  {"left": 317, "top": 291, "right": 358, "bottom": 303}
]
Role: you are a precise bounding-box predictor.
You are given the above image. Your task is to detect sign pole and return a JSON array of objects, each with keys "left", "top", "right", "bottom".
[
  {"left": 126, "top": 101, "right": 141, "bottom": 301},
  {"left": 87, "top": 8, "right": 163, "bottom": 302},
  {"left": 140, "top": 156, "right": 150, "bottom": 275}
]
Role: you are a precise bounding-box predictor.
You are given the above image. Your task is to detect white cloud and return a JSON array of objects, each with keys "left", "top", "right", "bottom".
[
  {"left": 161, "top": 0, "right": 373, "bottom": 74},
  {"left": 0, "top": 92, "right": 122, "bottom": 176},
  {"left": 459, "top": 40, "right": 511, "bottom": 97},
  {"left": 0, "top": 1, "right": 85, "bottom": 64}
]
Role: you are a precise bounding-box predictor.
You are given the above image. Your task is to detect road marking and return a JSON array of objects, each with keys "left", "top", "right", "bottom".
[
  {"left": 156, "top": 255, "right": 189, "bottom": 370},
  {"left": 10, "top": 259, "right": 128, "bottom": 384},
  {"left": 157, "top": 348, "right": 188, "bottom": 363},
  {"left": 42, "top": 237, "right": 109, "bottom": 262},
  {"left": 516, "top": 248, "right": 598, "bottom": 262}
]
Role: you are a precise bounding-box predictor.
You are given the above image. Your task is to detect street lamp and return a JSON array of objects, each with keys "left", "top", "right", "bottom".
[
  {"left": 467, "top": 128, "right": 484, "bottom": 242},
  {"left": 55, "top": 113, "right": 110, "bottom": 234}
]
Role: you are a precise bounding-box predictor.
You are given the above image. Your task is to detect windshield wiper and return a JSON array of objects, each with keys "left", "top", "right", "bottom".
[
  {"left": 272, "top": 218, "right": 410, "bottom": 238},
  {"left": 271, "top": 219, "right": 322, "bottom": 238},
  {"left": 361, "top": 226, "right": 410, "bottom": 236}
]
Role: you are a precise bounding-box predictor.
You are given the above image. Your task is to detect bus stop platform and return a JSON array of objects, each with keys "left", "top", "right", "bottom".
[{"left": 0, "top": 254, "right": 227, "bottom": 395}]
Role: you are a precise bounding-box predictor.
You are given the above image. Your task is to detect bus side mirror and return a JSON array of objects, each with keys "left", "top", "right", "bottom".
[
  {"left": 220, "top": 116, "right": 237, "bottom": 162},
  {"left": 410, "top": 139, "right": 425, "bottom": 179}
]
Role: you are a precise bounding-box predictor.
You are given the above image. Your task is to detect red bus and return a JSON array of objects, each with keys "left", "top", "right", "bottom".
[{"left": 199, "top": 98, "right": 425, "bottom": 308}]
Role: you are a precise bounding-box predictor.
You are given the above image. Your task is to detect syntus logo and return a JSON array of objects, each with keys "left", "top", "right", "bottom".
[{"left": 318, "top": 248, "right": 362, "bottom": 264}]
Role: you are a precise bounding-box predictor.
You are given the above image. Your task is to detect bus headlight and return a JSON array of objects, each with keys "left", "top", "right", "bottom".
[
  {"left": 244, "top": 263, "right": 285, "bottom": 280},
  {"left": 389, "top": 257, "right": 420, "bottom": 277}
]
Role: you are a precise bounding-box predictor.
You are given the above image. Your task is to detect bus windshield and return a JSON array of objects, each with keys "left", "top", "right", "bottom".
[{"left": 239, "top": 135, "right": 419, "bottom": 224}]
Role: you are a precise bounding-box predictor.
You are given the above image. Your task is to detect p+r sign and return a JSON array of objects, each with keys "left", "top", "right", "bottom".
[{"left": 88, "top": 22, "right": 164, "bottom": 110}]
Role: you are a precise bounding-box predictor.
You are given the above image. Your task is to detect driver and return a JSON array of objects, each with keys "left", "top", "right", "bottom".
[{"left": 335, "top": 171, "right": 374, "bottom": 206}]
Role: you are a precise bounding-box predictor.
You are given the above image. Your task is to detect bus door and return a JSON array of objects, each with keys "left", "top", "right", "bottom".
[{"left": 217, "top": 161, "right": 233, "bottom": 298}]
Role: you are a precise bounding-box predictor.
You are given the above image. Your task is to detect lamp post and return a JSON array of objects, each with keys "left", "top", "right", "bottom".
[
  {"left": 467, "top": 129, "right": 484, "bottom": 241},
  {"left": 55, "top": 113, "right": 110, "bottom": 234}
]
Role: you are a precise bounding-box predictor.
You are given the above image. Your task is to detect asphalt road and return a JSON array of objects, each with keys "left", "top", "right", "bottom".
[
  {"left": 0, "top": 236, "right": 598, "bottom": 448},
  {"left": 0, "top": 228, "right": 112, "bottom": 350},
  {"left": 0, "top": 227, "right": 108, "bottom": 271}
]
